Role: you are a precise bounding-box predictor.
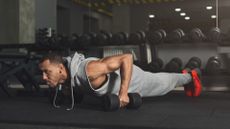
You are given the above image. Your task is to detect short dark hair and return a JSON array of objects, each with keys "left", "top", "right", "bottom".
[{"left": 39, "top": 53, "right": 64, "bottom": 64}]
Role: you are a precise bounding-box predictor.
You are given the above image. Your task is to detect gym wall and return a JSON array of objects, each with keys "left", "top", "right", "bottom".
[
  {"left": 35, "top": 0, "right": 57, "bottom": 30},
  {"left": 60, "top": 0, "right": 113, "bottom": 35},
  {"left": 0, "top": 0, "right": 35, "bottom": 44}
]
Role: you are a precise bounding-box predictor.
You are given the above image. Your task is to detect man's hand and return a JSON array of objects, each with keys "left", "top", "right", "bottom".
[{"left": 119, "top": 93, "right": 130, "bottom": 108}]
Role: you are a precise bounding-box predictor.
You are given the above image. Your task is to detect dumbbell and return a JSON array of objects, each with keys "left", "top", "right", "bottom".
[
  {"left": 165, "top": 57, "right": 183, "bottom": 73},
  {"left": 70, "top": 33, "right": 80, "bottom": 48},
  {"left": 128, "top": 30, "right": 146, "bottom": 44},
  {"left": 148, "top": 58, "right": 164, "bottom": 72},
  {"left": 208, "top": 27, "right": 222, "bottom": 43},
  {"left": 189, "top": 28, "right": 206, "bottom": 42},
  {"left": 111, "top": 32, "right": 129, "bottom": 45},
  {"left": 103, "top": 93, "right": 142, "bottom": 111},
  {"left": 166, "top": 28, "right": 185, "bottom": 43},
  {"left": 146, "top": 29, "right": 167, "bottom": 45},
  {"left": 56, "top": 34, "right": 70, "bottom": 48},
  {"left": 78, "top": 32, "right": 96, "bottom": 48},
  {"left": 95, "top": 31, "right": 112, "bottom": 45},
  {"left": 185, "top": 57, "right": 202, "bottom": 69},
  {"left": 205, "top": 56, "right": 222, "bottom": 75}
]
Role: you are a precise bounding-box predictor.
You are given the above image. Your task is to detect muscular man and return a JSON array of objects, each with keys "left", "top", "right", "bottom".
[{"left": 39, "top": 52, "right": 202, "bottom": 110}]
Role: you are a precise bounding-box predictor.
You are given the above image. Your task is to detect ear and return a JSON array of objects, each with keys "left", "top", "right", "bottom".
[
  {"left": 58, "top": 63, "right": 64, "bottom": 69},
  {"left": 58, "top": 64, "right": 65, "bottom": 73}
]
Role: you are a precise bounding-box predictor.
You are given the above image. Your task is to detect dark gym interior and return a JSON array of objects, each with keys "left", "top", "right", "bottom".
[{"left": 1, "top": 0, "right": 230, "bottom": 129}]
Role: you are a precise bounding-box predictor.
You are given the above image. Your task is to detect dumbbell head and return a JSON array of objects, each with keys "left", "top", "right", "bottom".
[
  {"left": 208, "top": 27, "right": 221, "bottom": 42},
  {"left": 206, "top": 56, "right": 221, "bottom": 74},
  {"left": 168, "top": 28, "right": 185, "bottom": 43},
  {"left": 185, "top": 57, "right": 202, "bottom": 69},
  {"left": 95, "top": 31, "right": 112, "bottom": 45},
  {"left": 128, "top": 30, "right": 146, "bottom": 44},
  {"left": 57, "top": 34, "right": 70, "bottom": 47},
  {"left": 177, "top": 28, "right": 185, "bottom": 37},
  {"left": 103, "top": 94, "right": 120, "bottom": 111},
  {"left": 95, "top": 33, "right": 107, "bottom": 45},
  {"left": 138, "top": 30, "right": 146, "bottom": 42},
  {"left": 129, "top": 32, "right": 143, "bottom": 44},
  {"left": 78, "top": 34, "right": 91, "bottom": 47},
  {"left": 148, "top": 58, "right": 164, "bottom": 72},
  {"left": 156, "top": 29, "right": 167, "bottom": 39},
  {"left": 147, "top": 29, "right": 167, "bottom": 44},
  {"left": 189, "top": 28, "right": 206, "bottom": 42},
  {"left": 165, "top": 57, "right": 183, "bottom": 73},
  {"left": 171, "top": 57, "right": 183, "bottom": 67},
  {"left": 70, "top": 33, "right": 80, "bottom": 48},
  {"left": 105, "top": 32, "right": 112, "bottom": 43},
  {"left": 111, "top": 32, "right": 129, "bottom": 45},
  {"left": 126, "top": 93, "right": 142, "bottom": 109},
  {"left": 78, "top": 32, "right": 96, "bottom": 47},
  {"left": 71, "top": 33, "right": 79, "bottom": 42}
]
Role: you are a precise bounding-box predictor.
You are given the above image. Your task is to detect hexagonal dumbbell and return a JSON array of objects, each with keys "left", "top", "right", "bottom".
[
  {"left": 205, "top": 56, "right": 222, "bottom": 75},
  {"left": 146, "top": 29, "right": 167, "bottom": 45},
  {"left": 103, "top": 93, "right": 142, "bottom": 111},
  {"left": 185, "top": 57, "right": 202, "bottom": 69},
  {"left": 165, "top": 57, "right": 183, "bottom": 73}
]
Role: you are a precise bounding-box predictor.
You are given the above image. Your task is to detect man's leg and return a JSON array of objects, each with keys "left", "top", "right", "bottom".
[
  {"left": 157, "top": 69, "right": 202, "bottom": 97},
  {"left": 169, "top": 72, "right": 192, "bottom": 86},
  {"left": 139, "top": 72, "right": 192, "bottom": 97}
]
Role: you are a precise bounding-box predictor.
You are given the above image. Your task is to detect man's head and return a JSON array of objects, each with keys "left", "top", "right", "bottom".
[{"left": 39, "top": 53, "right": 68, "bottom": 88}]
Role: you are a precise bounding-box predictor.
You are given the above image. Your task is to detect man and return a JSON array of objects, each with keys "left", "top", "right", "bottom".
[{"left": 39, "top": 52, "right": 202, "bottom": 110}]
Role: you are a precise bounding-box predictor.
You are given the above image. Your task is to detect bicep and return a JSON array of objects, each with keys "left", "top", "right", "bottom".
[{"left": 86, "top": 55, "right": 124, "bottom": 78}]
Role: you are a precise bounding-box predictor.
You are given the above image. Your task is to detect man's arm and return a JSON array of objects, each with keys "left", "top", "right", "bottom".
[{"left": 86, "top": 53, "right": 133, "bottom": 107}]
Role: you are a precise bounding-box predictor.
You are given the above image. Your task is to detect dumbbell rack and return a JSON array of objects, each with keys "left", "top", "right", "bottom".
[
  {"left": 151, "top": 42, "right": 219, "bottom": 69},
  {"left": 150, "top": 41, "right": 230, "bottom": 92}
]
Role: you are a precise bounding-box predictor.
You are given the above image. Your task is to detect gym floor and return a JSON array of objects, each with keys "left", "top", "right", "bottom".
[{"left": 1, "top": 76, "right": 230, "bottom": 129}]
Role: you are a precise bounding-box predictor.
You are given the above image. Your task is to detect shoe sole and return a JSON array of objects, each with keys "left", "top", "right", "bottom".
[{"left": 191, "top": 69, "right": 202, "bottom": 97}]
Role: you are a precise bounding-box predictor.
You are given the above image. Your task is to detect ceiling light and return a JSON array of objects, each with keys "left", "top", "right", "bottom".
[
  {"left": 206, "top": 6, "right": 213, "bottom": 10},
  {"left": 211, "top": 15, "right": 217, "bottom": 19},
  {"left": 180, "top": 12, "right": 186, "bottom": 16},
  {"left": 185, "top": 16, "right": 190, "bottom": 20},
  {"left": 149, "top": 14, "right": 155, "bottom": 18},
  {"left": 175, "top": 8, "right": 181, "bottom": 12}
]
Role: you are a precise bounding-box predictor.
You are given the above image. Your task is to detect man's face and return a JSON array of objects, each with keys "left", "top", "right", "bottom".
[{"left": 39, "top": 59, "right": 62, "bottom": 88}]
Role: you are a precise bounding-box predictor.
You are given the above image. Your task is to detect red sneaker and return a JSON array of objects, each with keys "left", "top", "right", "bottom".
[
  {"left": 182, "top": 68, "right": 193, "bottom": 97},
  {"left": 191, "top": 68, "right": 202, "bottom": 97}
]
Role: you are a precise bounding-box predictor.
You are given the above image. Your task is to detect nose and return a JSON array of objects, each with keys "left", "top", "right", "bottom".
[{"left": 42, "top": 73, "right": 48, "bottom": 81}]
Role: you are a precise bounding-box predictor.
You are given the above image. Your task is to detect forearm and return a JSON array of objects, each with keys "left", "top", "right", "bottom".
[{"left": 119, "top": 54, "right": 133, "bottom": 95}]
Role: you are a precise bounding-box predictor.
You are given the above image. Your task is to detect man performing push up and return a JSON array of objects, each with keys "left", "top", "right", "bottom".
[{"left": 39, "top": 52, "right": 202, "bottom": 110}]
